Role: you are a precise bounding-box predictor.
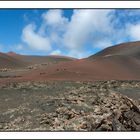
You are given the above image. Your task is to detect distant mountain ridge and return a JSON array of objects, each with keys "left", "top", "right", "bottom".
[{"left": 0, "top": 52, "right": 76, "bottom": 69}]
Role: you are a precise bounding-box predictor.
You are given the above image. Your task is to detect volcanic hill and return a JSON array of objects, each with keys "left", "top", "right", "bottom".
[
  {"left": 21, "top": 41, "right": 140, "bottom": 81},
  {"left": 0, "top": 41, "right": 140, "bottom": 82}
]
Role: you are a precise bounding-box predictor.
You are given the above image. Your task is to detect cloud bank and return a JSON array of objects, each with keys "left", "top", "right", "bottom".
[
  {"left": 22, "top": 24, "right": 51, "bottom": 52},
  {"left": 20, "top": 9, "right": 140, "bottom": 58}
]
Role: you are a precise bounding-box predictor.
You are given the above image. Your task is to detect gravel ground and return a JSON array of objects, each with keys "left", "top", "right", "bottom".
[{"left": 0, "top": 80, "right": 140, "bottom": 131}]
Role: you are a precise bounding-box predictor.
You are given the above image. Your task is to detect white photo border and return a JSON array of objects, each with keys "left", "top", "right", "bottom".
[{"left": 0, "top": 1, "right": 140, "bottom": 139}]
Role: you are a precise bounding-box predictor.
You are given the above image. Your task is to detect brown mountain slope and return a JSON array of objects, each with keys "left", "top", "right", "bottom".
[
  {"left": 6, "top": 53, "right": 76, "bottom": 65},
  {"left": 21, "top": 41, "right": 140, "bottom": 81},
  {"left": 0, "top": 52, "right": 76, "bottom": 69},
  {"left": 0, "top": 52, "right": 27, "bottom": 69},
  {"left": 89, "top": 41, "right": 140, "bottom": 59}
]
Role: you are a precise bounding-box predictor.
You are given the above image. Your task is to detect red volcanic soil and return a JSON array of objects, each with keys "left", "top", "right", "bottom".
[{"left": 0, "top": 41, "right": 140, "bottom": 84}]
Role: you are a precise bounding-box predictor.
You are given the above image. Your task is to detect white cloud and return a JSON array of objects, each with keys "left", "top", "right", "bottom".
[
  {"left": 63, "top": 9, "right": 113, "bottom": 51},
  {"left": 94, "top": 39, "right": 113, "bottom": 49},
  {"left": 21, "top": 9, "right": 116, "bottom": 57},
  {"left": 50, "top": 49, "right": 61, "bottom": 55},
  {"left": 68, "top": 50, "right": 88, "bottom": 59},
  {"left": 15, "top": 44, "right": 24, "bottom": 50},
  {"left": 42, "top": 10, "right": 68, "bottom": 27},
  {"left": 22, "top": 10, "right": 69, "bottom": 54},
  {"left": 49, "top": 32, "right": 62, "bottom": 44},
  {"left": 20, "top": 9, "right": 140, "bottom": 58},
  {"left": 128, "top": 23, "right": 140, "bottom": 41},
  {"left": 22, "top": 24, "right": 51, "bottom": 52},
  {"left": 39, "top": 10, "right": 68, "bottom": 35}
]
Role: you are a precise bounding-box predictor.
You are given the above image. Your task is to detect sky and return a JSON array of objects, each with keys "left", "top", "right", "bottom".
[{"left": 1, "top": 9, "right": 140, "bottom": 58}]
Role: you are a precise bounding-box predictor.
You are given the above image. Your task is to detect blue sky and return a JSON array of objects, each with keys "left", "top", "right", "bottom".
[{"left": 0, "top": 9, "right": 140, "bottom": 58}]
